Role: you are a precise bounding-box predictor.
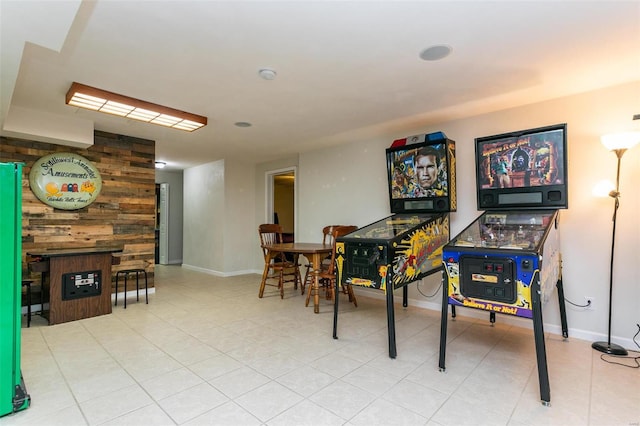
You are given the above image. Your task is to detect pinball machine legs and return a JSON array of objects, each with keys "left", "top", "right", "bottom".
[
  {"left": 532, "top": 276, "right": 569, "bottom": 406},
  {"left": 439, "top": 274, "right": 569, "bottom": 406},
  {"left": 383, "top": 286, "right": 410, "bottom": 358},
  {"left": 531, "top": 277, "right": 551, "bottom": 406},
  {"left": 333, "top": 275, "right": 403, "bottom": 359},
  {"left": 333, "top": 280, "right": 401, "bottom": 359},
  {"left": 334, "top": 280, "right": 424, "bottom": 360},
  {"left": 438, "top": 271, "right": 448, "bottom": 372},
  {"left": 557, "top": 277, "right": 569, "bottom": 338},
  {"left": 438, "top": 277, "right": 552, "bottom": 404},
  {"left": 387, "top": 269, "right": 440, "bottom": 359}
]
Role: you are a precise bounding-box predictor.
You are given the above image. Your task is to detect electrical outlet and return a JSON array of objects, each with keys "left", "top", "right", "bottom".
[{"left": 585, "top": 297, "right": 595, "bottom": 310}]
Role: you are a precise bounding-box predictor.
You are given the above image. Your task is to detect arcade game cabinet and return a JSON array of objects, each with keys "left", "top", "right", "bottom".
[
  {"left": 333, "top": 132, "right": 456, "bottom": 358},
  {"left": 439, "top": 123, "right": 569, "bottom": 405},
  {"left": 0, "top": 163, "right": 30, "bottom": 417}
]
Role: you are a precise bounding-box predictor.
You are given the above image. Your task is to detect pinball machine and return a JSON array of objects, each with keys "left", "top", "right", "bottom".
[
  {"left": 439, "top": 123, "right": 569, "bottom": 405},
  {"left": 333, "top": 132, "right": 456, "bottom": 358}
]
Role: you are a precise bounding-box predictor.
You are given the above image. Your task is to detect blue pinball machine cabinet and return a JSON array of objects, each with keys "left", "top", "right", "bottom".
[
  {"left": 333, "top": 132, "right": 456, "bottom": 358},
  {"left": 438, "top": 124, "right": 569, "bottom": 406}
]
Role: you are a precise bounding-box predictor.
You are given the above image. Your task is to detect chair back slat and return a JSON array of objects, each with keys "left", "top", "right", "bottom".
[
  {"left": 324, "top": 225, "right": 358, "bottom": 275},
  {"left": 322, "top": 225, "right": 338, "bottom": 245},
  {"left": 257, "top": 223, "right": 301, "bottom": 298},
  {"left": 259, "top": 223, "right": 287, "bottom": 262}
]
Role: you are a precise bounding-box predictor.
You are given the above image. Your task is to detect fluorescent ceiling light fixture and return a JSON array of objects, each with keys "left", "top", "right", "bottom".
[{"left": 66, "top": 82, "right": 207, "bottom": 132}]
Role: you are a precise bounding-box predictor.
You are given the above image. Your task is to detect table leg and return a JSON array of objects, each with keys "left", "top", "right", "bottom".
[
  {"left": 258, "top": 250, "right": 273, "bottom": 298},
  {"left": 312, "top": 253, "right": 321, "bottom": 313}
]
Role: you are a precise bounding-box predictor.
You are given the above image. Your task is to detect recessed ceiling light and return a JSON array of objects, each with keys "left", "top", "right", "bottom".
[
  {"left": 258, "top": 68, "right": 277, "bottom": 80},
  {"left": 235, "top": 122, "right": 252, "bottom": 128},
  {"left": 419, "top": 45, "right": 452, "bottom": 61}
]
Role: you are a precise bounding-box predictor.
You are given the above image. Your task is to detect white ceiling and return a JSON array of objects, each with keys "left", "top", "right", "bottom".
[{"left": 2, "top": 1, "right": 639, "bottom": 170}]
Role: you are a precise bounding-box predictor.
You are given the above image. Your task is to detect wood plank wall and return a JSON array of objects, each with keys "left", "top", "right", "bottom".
[{"left": 0, "top": 131, "right": 156, "bottom": 290}]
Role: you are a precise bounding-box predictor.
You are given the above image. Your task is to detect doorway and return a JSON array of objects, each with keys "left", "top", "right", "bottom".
[
  {"left": 155, "top": 183, "right": 169, "bottom": 264},
  {"left": 267, "top": 168, "right": 296, "bottom": 241}
]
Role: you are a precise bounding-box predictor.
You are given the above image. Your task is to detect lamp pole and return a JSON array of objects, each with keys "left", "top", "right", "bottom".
[{"left": 592, "top": 148, "right": 628, "bottom": 356}]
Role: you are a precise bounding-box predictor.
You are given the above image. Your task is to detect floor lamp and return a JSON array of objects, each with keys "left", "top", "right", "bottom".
[{"left": 592, "top": 131, "right": 639, "bottom": 356}]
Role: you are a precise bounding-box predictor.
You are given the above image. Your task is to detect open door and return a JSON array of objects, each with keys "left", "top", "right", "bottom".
[
  {"left": 266, "top": 168, "right": 296, "bottom": 241},
  {"left": 158, "top": 183, "right": 169, "bottom": 264}
]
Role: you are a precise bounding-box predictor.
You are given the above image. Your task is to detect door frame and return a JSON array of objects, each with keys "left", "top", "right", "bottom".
[
  {"left": 265, "top": 166, "right": 297, "bottom": 237},
  {"left": 158, "top": 183, "right": 169, "bottom": 264}
]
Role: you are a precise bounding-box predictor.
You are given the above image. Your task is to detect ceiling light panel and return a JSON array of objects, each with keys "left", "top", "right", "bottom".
[{"left": 65, "top": 82, "right": 207, "bottom": 132}]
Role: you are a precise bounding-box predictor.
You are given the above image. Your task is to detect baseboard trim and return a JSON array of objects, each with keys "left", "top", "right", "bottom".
[
  {"left": 111, "top": 287, "right": 156, "bottom": 303},
  {"left": 180, "top": 263, "right": 256, "bottom": 277},
  {"left": 353, "top": 288, "right": 636, "bottom": 351}
]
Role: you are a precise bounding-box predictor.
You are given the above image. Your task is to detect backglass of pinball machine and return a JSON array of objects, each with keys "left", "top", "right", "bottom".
[{"left": 334, "top": 132, "right": 456, "bottom": 358}]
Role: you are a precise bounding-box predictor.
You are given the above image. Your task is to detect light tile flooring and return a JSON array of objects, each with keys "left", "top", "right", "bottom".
[{"left": 2, "top": 265, "right": 638, "bottom": 426}]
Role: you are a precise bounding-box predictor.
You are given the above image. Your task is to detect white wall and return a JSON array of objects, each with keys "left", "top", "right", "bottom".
[
  {"left": 292, "top": 81, "right": 639, "bottom": 348},
  {"left": 223, "top": 158, "right": 256, "bottom": 274},
  {"left": 155, "top": 169, "right": 184, "bottom": 264},
  {"left": 183, "top": 160, "right": 225, "bottom": 273},
  {"left": 183, "top": 158, "right": 256, "bottom": 276}
]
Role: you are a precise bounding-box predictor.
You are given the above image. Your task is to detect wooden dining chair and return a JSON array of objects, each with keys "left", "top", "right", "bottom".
[
  {"left": 305, "top": 225, "right": 358, "bottom": 307},
  {"left": 302, "top": 225, "right": 340, "bottom": 296},
  {"left": 258, "top": 224, "right": 302, "bottom": 299}
]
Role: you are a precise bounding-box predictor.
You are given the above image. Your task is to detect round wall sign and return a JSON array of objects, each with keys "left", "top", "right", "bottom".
[{"left": 29, "top": 152, "right": 103, "bottom": 210}]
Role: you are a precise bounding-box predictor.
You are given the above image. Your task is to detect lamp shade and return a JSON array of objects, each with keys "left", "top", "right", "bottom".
[
  {"left": 592, "top": 180, "right": 615, "bottom": 197},
  {"left": 601, "top": 132, "right": 640, "bottom": 151}
]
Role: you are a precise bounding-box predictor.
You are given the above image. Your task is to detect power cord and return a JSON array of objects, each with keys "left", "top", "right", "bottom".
[
  {"left": 416, "top": 279, "right": 443, "bottom": 298},
  {"left": 419, "top": 286, "right": 593, "bottom": 308},
  {"left": 564, "top": 297, "right": 591, "bottom": 308},
  {"left": 600, "top": 323, "right": 640, "bottom": 368}
]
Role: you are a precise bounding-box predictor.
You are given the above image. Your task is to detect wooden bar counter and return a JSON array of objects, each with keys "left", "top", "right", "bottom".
[{"left": 27, "top": 247, "right": 123, "bottom": 325}]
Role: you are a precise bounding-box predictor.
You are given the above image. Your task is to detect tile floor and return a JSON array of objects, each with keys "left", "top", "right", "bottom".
[{"left": 2, "top": 265, "right": 638, "bottom": 426}]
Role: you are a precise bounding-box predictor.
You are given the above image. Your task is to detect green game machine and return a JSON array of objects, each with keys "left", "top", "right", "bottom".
[{"left": 0, "top": 162, "right": 30, "bottom": 416}]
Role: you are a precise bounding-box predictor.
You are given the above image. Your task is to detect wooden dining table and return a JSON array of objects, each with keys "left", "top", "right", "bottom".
[{"left": 260, "top": 242, "right": 332, "bottom": 313}]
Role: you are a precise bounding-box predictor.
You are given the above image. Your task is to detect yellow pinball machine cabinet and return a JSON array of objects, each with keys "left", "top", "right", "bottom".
[{"left": 333, "top": 132, "right": 456, "bottom": 358}]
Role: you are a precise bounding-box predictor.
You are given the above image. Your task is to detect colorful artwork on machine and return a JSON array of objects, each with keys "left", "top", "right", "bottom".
[
  {"left": 390, "top": 215, "right": 449, "bottom": 288},
  {"left": 477, "top": 127, "right": 565, "bottom": 190},
  {"left": 388, "top": 143, "right": 449, "bottom": 199},
  {"left": 444, "top": 260, "right": 534, "bottom": 319}
]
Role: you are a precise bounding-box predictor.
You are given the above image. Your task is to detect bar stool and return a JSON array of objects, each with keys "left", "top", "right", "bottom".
[
  {"left": 22, "top": 280, "right": 34, "bottom": 327},
  {"left": 115, "top": 269, "right": 148, "bottom": 308}
]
